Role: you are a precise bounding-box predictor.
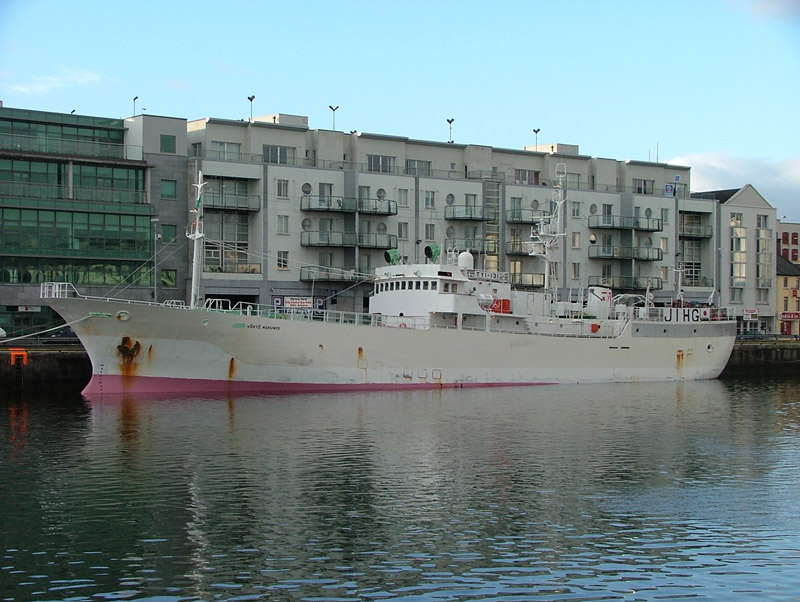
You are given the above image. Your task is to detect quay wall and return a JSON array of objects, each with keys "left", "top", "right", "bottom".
[{"left": 2, "top": 341, "right": 798, "bottom": 391}]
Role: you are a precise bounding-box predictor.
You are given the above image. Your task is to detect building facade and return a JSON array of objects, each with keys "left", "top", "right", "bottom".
[{"left": 0, "top": 105, "right": 779, "bottom": 337}]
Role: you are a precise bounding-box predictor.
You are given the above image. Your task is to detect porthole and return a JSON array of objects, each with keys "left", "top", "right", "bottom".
[
  {"left": 116, "top": 311, "right": 130, "bottom": 321},
  {"left": 446, "top": 193, "right": 455, "bottom": 205},
  {"left": 532, "top": 200, "right": 539, "bottom": 210},
  {"left": 301, "top": 183, "right": 312, "bottom": 196},
  {"left": 301, "top": 218, "right": 311, "bottom": 231},
  {"left": 707, "top": 343, "right": 714, "bottom": 352},
  {"left": 590, "top": 203, "right": 597, "bottom": 215},
  {"left": 377, "top": 188, "right": 386, "bottom": 200}
]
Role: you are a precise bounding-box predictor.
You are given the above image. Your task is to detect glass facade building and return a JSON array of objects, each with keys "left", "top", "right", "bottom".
[{"left": 0, "top": 107, "right": 155, "bottom": 333}]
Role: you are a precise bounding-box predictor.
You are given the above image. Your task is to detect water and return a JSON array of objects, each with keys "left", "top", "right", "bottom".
[{"left": 2, "top": 375, "right": 800, "bottom": 601}]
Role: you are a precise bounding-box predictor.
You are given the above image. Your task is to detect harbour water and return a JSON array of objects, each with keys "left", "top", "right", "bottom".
[{"left": 2, "top": 374, "right": 800, "bottom": 601}]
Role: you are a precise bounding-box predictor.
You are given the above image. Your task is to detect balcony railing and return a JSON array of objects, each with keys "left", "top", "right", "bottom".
[
  {"left": 301, "top": 231, "right": 358, "bottom": 247},
  {"left": 588, "top": 246, "right": 663, "bottom": 261},
  {"left": 358, "top": 198, "right": 397, "bottom": 215},
  {"left": 204, "top": 261, "right": 262, "bottom": 274},
  {"left": 511, "top": 272, "right": 545, "bottom": 288},
  {"left": 358, "top": 233, "right": 398, "bottom": 249},
  {"left": 0, "top": 180, "right": 146, "bottom": 204},
  {"left": 300, "top": 196, "right": 357, "bottom": 213},
  {"left": 587, "top": 276, "right": 664, "bottom": 290},
  {"left": 205, "top": 191, "right": 261, "bottom": 211},
  {"left": 505, "top": 209, "right": 550, "bottom": 224},
  {"left": 444, "top": 205, "right": 493, "bottom": 220},
  {"left": 506, "top": 241, "right": 532, "bottom": 255},
  {"left": 299, "top": 266, "right": 361, "bottom": 282},
  {"left": 679, "top": 224, "right": 713, "bottom": 238},
  {"left": 683, "top": 276, "right": 714, "bottom": 287},
  {"left": 445, "top": 238, "right": 499, "bottom": 254},
  {"left": 588, "top": 215, "right": 663, "bottom": 231},
  {"left": 0, "top": 132, "right": 142, "bottom": 160}
]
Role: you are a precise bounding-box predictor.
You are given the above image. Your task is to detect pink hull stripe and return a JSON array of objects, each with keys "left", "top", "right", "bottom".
[{"left": 83, "top": 374, "right": 554, "bottom": 398}]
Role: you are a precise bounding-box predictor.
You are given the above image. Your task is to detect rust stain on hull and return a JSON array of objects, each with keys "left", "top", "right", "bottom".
[{"left": 228, "top": 357, "right": 236, "bottom": 380}]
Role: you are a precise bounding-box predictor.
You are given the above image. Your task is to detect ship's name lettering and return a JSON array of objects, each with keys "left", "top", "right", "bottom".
[
  {"left": 247, "top": 324, "right": 280, "bottom": 330},
  {"left": 664, "top": 308, "right": 702, "bottom": 322}
]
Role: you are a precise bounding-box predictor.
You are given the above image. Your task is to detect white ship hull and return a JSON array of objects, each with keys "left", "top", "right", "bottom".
[{"left": 47, "top": 295, "right": 736, "bottom": 397}]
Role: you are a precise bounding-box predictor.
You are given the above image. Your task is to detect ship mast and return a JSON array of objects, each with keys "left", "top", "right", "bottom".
[
  {"left": 189, "top": 171, "right": 207, "bottom": 309},
  {"left": 529, "top": 163, "right": 567, "bottom": 299}
]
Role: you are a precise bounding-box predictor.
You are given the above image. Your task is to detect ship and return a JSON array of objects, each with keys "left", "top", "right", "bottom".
[{"left": 41, "top": 166, "right": 737, "bottom": 396}]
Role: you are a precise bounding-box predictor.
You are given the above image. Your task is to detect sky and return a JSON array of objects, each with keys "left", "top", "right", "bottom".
[{"left": 1, "top": 0, "right": 799, "bottom": 219}]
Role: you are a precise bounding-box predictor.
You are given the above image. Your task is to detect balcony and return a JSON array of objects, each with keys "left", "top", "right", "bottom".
[
  {"left": 0, "top": 181, "right": 146, "bottom": 205},
  {"left": 588, "top": 276, "right": 663, "bottom": 290},
  {"left": 301, "top": 231, "right": 358, "bottom": 247},
  {"left": 300, "top": 266, "right": 360, "bottom": 282},
  {"left": 300, "top": 196, "right": 357, "bottom": 213},
  {"left": 683, "top": 276, "right": 714, "bottom": 287},
  {"left": 588, "top": 246, "right": 663, "bottom": 261},
  {"left": 358, "top": 233, "right": 398, "bottom": 249},
  {"left": 444, "top": 205, "right": 494, "bottom": 221},
  {"left": 506, "top": 240, "right": 532, "bottom": 255},
  {"left": 505, "top": 209, "right": 549, "bottom": 224},
  {"left": 205, "top": 192, "right": 261, "bottom": 211},
  {"left": 588, "top": 215, "right": 662, "bottom": 232},
  {"left": 679, "top": 224, "right": 713, "bottom": 238},
  {"left": 358, "top": 198, "right": 397, "bottom": 215},
  {"left": 511, "top": 272, "right": 545, "bottom": 288},
  {"left": 445, "top": 238, "right": 499, "bottom": 254},
  {"left": 0, "top": 132, "right": 142, "bottom": 160}
]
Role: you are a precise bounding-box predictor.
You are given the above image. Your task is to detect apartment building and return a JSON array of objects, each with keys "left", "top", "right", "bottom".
[
  {"left": 692, "top": 186, "right": 777, "bottom": 334},
  {"left": 0, "top": 105, "right": 777, "bottom": 335}
]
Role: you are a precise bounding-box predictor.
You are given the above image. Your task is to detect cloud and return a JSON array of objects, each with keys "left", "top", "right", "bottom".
[
  {"left": 10, "top": 69, "right": 101, "bottom": 95},
  {"left": 671, "top": 152, "right": 800, "bottom": 220},
  {"left": 746, "top": 0, "right": 800, "bottom": 18}
]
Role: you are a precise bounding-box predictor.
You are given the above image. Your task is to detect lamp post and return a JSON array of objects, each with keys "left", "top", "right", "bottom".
[
  {"left": 151, "top": 217, "right": 160, "bottom": 302},
  {"left": 447, "top": 118, "right": 454, "bottom": 143},
  {"left": 329, "top": 105, "right": 339, "bottom": 130},
  {"left": 532, "top": 128, "right": 540, "bottom": 149},
  {"left": 247, "top": 95, "right": 255, "bottom": 121}
]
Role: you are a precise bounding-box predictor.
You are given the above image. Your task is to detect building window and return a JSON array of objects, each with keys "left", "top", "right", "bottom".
[
  {"left": 660, "top": 237, "right": 669, "bottom": 253},
  {"left": 571, "top": 201, "right": 581, "bottom": 218},
  {"left": 160, "top": 179, "right": 177, "bottom": 199},
  {"left": 730, "top": 288, "right": 743, "bottom": 303},
  {"left": 277, "top": 250, "right": 289, "bottom": 269},
  {"left": 160, "top": 269, "right": 177, "bottom": 287},
  {"left": 424, "top": 191, "right": 435, "bottom": 208},
  {"left": 784, "top": 297, "right": 789, "bottom": 311},
  {"left": 571, "top": 262, "right": 580, "bottom": 279},
  {"left": 571, "top": 232, "right": 580, "bottom": 248},
  {"left": 633, "top": 179, "right": 654, "bottom": 194},
  {"left": 406, "top": 159, "right": 431, "bottom": 176},
  {"left": 211, "top": 141, "right": 241, "bottom": 161},
  {"left": 793, "top": 232, "right": 799, "bottom": 245},
  {"left": 161, "top": 224, "right": 177, "bottom": 243},
  {"left": 277, "top": 215, "right": 289, "bottom": 234},
  {"left": 757, "top": 288, "right": 769, "bottom": 303},
  {"left": 514, "top": 169, "right": 539, "bottom": 185},
  {"left": 398, "top": 222, "right": 408, "bottom": 240},
  {"left": 397, "top": 188, "right": 408, "bottom": 207},
  {"left": 757, "top": 214, "right": 769, "bottom": 228},
  {"left": 160, "top": 135, "right": 176, "bottom": 154},
  {"left": 367, "top": 154, "right": 395, "bottom": 173},
  {"left": 276, "top": 179, "right": 289, "bottom": 198},
  {"left": 263, "top": 145, "right": 294, "bottom": 165},
  {"left": 661, "top": 208, "right": 669, "bottom": 224},
  {"left": 793, "top": 249, "right": 799, "bottom": 261},
  {"left": 424, "top": 223, "right": 435, "bottom": 241},
  {"left": 566, "top": 173, "right": 580, "bottom": 188}
]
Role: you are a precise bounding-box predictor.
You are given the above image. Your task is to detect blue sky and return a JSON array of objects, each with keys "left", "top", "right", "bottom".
[{"left": 1, "top": 0, "right": 799, "bottom": 218}]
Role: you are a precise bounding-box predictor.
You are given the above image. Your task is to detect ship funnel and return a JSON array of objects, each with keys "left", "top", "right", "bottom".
[
  {"left": 424, "top": 243, "right": 441, "bottom": 262},
  {"left": 384, "top": 249, "right": 401, "bottom": 265}
]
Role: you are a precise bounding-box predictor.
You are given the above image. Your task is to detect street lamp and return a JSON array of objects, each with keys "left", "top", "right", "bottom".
[
  {"left": 329, "top": 105, "right": 339, "bottom": 130},
  {"left": 532, "top": 128, "right": 540, "bottom": 149},
  {"left": 447, "top": 118, "right": 454, "bottom": 143},
  {"left": 151, "top": 218, "right": 160, "bottom": 302},
  {"left": 247, "top": 95, "right": 255, "bottom": 121}
]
